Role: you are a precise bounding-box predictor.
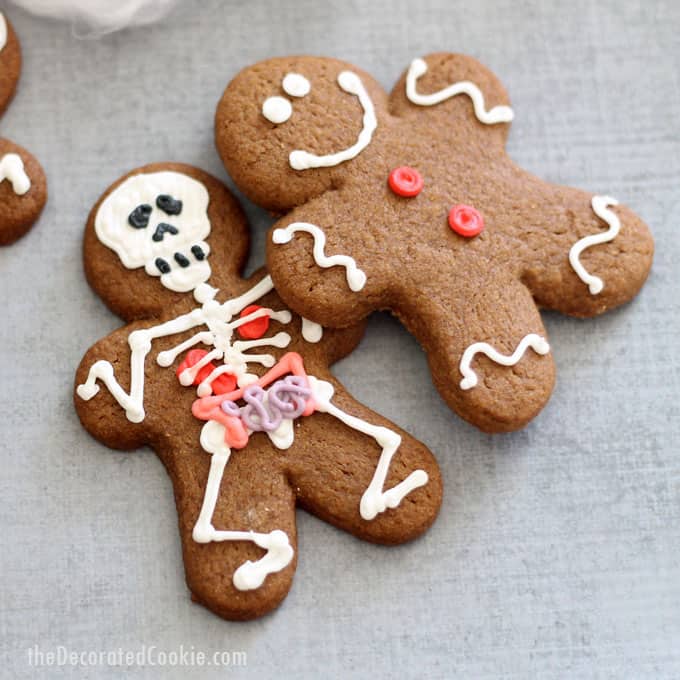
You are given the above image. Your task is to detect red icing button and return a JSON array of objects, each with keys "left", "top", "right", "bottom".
[
  {"left": 176, "top": 349, "right": 236, "bottom": 394},
  {"left": 238, "top": 304, "right": 270, "bottom": 339},
  {"left": 448, "top": 204, "right": 484, "bottom": 237},
  {"left": 388, "top": 166, "right": 423, "bottom": 197}
]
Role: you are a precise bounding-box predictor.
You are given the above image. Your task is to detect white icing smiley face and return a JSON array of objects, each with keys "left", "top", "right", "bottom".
[
  {"left": 261, "top": 70, "right": 377, "bottom": 171},
  {"left": 95, "top": 171, "right": 212, "bottom": 294}
]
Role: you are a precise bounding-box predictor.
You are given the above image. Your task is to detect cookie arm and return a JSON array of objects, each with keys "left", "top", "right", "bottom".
[
  {"left": 515, "top": 177, "right": 654, "bottom": 317},
  {"left": 285, "top": 376, "right": 442, "bottom": 544},
  {"left": 266, "top": 205, "right": 381, "bottom": 328},
  {"left": 396, "top": 271, "right": 556, "bottom": 433}
]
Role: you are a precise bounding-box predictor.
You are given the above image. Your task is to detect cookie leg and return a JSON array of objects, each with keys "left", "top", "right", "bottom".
[
  {"left": 517, "top": 178, "right": 654, "bottom": 317},
  {"left": 397, "top": 274, "right": 555, "bottom": 433},
  {"left": 286, "top": 381, "right": 442, "bottom": 545},
  {"left": 171, "top": 428, "right": 297, "bottom": 621}
]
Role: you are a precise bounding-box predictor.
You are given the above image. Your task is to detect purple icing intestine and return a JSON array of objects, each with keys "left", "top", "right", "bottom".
[{"left": 219, "top": 376, "right": 314, "bottom": 434}]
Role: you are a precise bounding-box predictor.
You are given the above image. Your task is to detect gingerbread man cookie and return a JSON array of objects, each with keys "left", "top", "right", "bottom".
[
  {"left": 0, "top": 12, "right": 46, "bottom": 245},
  {"left": 215, "top": 54, "right": 654, "bottom": 433},
  {"left": 74, "top": 163, "right": 441, "bottom": 621}
]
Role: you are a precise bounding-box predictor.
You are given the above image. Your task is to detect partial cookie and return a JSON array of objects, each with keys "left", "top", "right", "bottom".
[
  {"left": 74, "top": 163, "right": 442, "bottom": 621},
  {"left": 0, "top": 13, "right": 47, "bottom": 245},
  {"left": 215, "top": 54, "right": 654, "bottom": 433}
]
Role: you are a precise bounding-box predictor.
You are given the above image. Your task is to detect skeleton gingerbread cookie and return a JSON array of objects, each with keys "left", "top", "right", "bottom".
[
  {"left": 0, "top": 12, "right": 46, "bottom": 245},
  {"left": 74, "top": 162, "right": 441, "bottom": 621},
  {"left": 215, "top": 54, "right": 654, "bottom": 433}
]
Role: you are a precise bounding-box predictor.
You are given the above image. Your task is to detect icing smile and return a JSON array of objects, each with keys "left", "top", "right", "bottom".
[{"left": 288, "top": 71, "right": 377, "bottom": 171}]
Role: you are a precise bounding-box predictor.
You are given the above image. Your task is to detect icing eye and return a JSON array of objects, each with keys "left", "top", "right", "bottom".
[
  {"left": 282, "top": 73, "right": 311, "bottom": 98},
  {"left": 156, "top": 194, "right": 183, "bottom": 215},
  {"left": 128, "top": 204, "right": 152, "bottom": 229},
  {"left": 262, "top": 96, "right": 292, "bottom": 124}
]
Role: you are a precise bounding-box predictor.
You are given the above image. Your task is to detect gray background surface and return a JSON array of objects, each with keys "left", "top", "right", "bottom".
[{"left": 1, "top": 0, "right": 678, "bottom": 678}]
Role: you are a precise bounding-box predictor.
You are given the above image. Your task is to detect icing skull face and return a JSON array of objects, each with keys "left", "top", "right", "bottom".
[{"left": 95, "top": 171, "right": 211, "bottom": 293}]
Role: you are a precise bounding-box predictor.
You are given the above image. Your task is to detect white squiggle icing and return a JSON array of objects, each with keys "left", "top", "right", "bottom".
[
  {"left": 262, "top": 96, "right": 292, "bottom": 124},
  {"left": 308, "top": 377, "right": 428, "bottom": 520},
  {"left": 272, "top": 222, "right": 366, "bottom": 292},
  {"left": 76, "top": 275, "right": 291, "bottom": 422},
  {"left": 405, "top": 57, "right": 514, "bottom": 125},
  {"left": 0, "top": 13, "right": 7, "bottom": 53},
  {"left": 0, "top": 153, "right": 30, "bottom": 195},
  {"left": 301, "top": 317, "right": 323, "bottom": 343},
  {"left": 459, "top": 333, "right": 550, "bottom": 390},
  {"left": 282, "top": 73, "right": 310, "bottom": 98},
  {"left": 289, "top": 71, "right": 377, "bottom": 170},
  {"left": 192, "top": 424, "right": 294, "bottom": 591},
  {"left": 569, "top": 195, "right": 621, "bottom": 295}
]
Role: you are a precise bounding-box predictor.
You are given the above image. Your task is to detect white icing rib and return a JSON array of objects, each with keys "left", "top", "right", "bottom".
[
  {"left": 272, "top": 222, "right": 366, "bottom": 292},
  {"left": 0, "top": 153, "right": 31, "bottom": 195},
  {"left": 405, "top": 57, "right": 514, "bottom": 125},
  {"left": 289, "top": 71, "right": 377, "bottom": 170},
  {"left": 301, "top": 318, "right": 323, "bottom": 343},
  {"left": 459, "top": 333, "right": 550, "bottom": 390},
  {"left": 569, "top": 195, "right": 621, "bottom": 295}
]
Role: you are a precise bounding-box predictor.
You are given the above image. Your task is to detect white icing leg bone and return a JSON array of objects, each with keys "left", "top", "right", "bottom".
[
  {"left": 308, "top": 377, "right": 429, "bottom": 520},
  {"left": 192, "top": 421, "right": 294, "bottom": 591}
]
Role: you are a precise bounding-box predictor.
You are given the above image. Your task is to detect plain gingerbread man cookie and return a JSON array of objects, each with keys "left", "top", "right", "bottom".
[
  {"left": 0, "top": 12, "right": 46, "bottom": 246},
  {"left": 74, "top": 162, "right": 442, "bottom": 621},
  {"left": 215, "top": 54, "right": 654, "bottom": 433}
]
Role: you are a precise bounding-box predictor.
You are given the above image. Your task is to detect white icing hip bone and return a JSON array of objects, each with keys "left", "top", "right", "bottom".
[{"left": 95, "top": 171, "right": 212, "bottom": 293}]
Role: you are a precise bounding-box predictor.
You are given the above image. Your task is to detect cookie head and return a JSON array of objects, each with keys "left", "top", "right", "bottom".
[
  {"left": 96, "top": 171, "right": 212, "bottom": 294},
  {"left": 84, "top": 163, "right": 249, "bottom": 320},
  {"left": 215, "top": 57, "right": 388, "bottom": 212}
]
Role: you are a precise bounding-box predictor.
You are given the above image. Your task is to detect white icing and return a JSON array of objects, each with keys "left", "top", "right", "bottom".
[
  {"left": 272, "top": 222, "right": 366, "bottom": 292},
  {"left": 459, "top": 333, "right": 550, "bottom": 390},
  {"left": 95, "top": 171, "right": 211, "bottom": 293},
  {"left": 76, "top": 275, "right": 292, "bottom": 422},
  {"left": 191, "top": 438, "right": 294, "bottom": 591},
  {"left": 301, "top": 317, "right": 323, "bottom": 343},
  {"left": 569, "top": 195, "right": 621, "bottom": 295},
  {"left": 282, "top": 73, "right": 310, "bottom": 98},
  {"left": 262, "top": 96, "right": 292, "bottom": 124},
  {"left": 78, "top": 272, "right": 430, "bottom": 591},
  {"left": 289, "top": 71, "right": 377, "bottom": 170},
  {"left": 0, "top": 13, "right": 7, "bottom": 53},
  {"left": 405, "top": 57, "right": 514, "bottom": 125},
  {"left": 0, "top": 153, "right": 30, "bottom": 195},
  {"left": 308, "top": 377, "right": 428, "bottom": 520}
]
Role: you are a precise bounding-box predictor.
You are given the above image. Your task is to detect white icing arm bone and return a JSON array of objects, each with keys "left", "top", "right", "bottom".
[{"left": 308, "top": 377, "right": 429, "bottom": 520}]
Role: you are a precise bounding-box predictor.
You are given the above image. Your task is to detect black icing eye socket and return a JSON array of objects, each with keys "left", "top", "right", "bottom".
[
  {"left": 128, "top": 204, "right": 152, "bottom": 229},
  {"left": 152, "top": 222, "right": 179, "bottom": 242},
  {"left": 156, "top": 194, "right": 183, "bottom": 216}
]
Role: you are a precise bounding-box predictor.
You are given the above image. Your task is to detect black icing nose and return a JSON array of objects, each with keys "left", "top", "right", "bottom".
[{"left": 152, "top": 222, "right": 179, "bottom": 242}]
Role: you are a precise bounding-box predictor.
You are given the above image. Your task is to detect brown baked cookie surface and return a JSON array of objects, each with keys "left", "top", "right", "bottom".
[
  {"left": 215, "top": 54, "right": 654, "bottom": 433},
  {"left": 74, "top": 163, "right": 442, "bottom": 621},
  {"left": 0, "top": 13, "right": 47, "bottom": 245}
]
